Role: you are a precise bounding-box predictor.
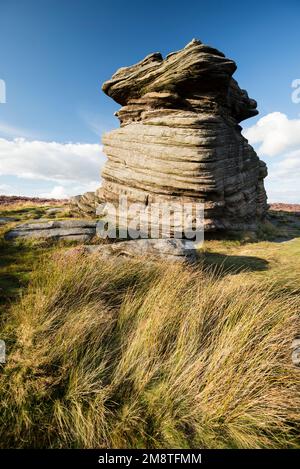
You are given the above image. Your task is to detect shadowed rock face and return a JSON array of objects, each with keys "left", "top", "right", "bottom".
[{"left": 98, "top": 39, "right": 268, "bottom": 233}]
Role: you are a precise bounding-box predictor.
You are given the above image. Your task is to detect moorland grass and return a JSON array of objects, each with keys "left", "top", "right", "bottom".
[
  {"left": 0, "top": 203, "right": 299, "bottom": 448},
  {"left": 0, "top": 249, "right": 299, "bottom": 448}
]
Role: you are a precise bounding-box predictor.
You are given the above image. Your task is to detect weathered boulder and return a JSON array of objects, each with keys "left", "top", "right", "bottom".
[
  {"left": 69, "top": 191, "right": 104, "bottom": 217},
  {"left": 66, "top": 238, "right": 198, "bottom": 262},
  {"left": 98, "top": 39, "right": 268, "bottom": 234},
  {"left": 5, "top": 220, "right": 96, "bottom": 242}
]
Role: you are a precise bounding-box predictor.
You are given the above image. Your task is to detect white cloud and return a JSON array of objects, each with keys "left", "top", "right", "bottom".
[
  {"left": 39, "top": 181, "right": 100, "bottom": 199},
  {"left": 244, "top": 112, "right": 300, "bottom": 203},
  {"left": 0, "top": 137, "right": 106, "bottom": 183},
  {"left": 266, "top": 157, "right": 300, "bottom": 202},
  {"left": 272, "top": 149, "right": 300, "bottom": 178},
  {"left": 268, "top": 148, "right": 300, "bottom": 198},
  {"left": 0, "top": 115, "right": 298, "bottom": 203},
  {"left": 39, "top": 185, "right": 70, "bottom": 199},
  {"left": 243, "top": 112, "right": 300, "bottom": 157}
]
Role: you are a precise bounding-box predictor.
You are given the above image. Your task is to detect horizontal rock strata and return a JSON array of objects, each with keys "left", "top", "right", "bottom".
[
  {"left": 5, "top": 220, "right": 97, "bottom": 242},
  {"left": 69, "top": 192, "right": 103, "bottom": 217},
  {"left": 98, "top": 39, "right": 268, "bottom": 233}
]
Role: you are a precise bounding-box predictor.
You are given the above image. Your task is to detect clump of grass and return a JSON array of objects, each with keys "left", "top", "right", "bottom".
[
  {"left": 56, "top": 208, "right": 75, "bottom": 218},
  {"left": 0, "top": 205, "right": 47, "bottom": 220},
  {"left": 0, "top": 203, "right": 70, "bottom": 223},
  {"left": 257, "top": 220, "right": 289, "bottom": 241},
  {"left": 0, "top": 251, "right": 299, "bottom": 449}
]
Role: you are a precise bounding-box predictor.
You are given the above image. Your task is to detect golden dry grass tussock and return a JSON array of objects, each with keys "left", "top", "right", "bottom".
[{"left": 0, "top": 250, "right": 299, "bottom": 449}]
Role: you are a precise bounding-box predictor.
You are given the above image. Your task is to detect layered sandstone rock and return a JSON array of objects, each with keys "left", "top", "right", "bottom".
[
  {"left": 69, "top": 191, "right": 103, "bottom": 216},
  {"left": 98, "top": 39, "right": 268, "bottom": 234},
  {"left": 5, "top": 220, "right": 96, "bottom": 242}
]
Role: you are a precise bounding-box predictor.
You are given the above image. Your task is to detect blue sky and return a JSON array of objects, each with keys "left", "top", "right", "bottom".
[{"left": 0, "top": 0, "right": 300, "bottom": 201}]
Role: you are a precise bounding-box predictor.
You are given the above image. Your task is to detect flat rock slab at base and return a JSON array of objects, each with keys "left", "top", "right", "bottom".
[
  {"left": 68, "top": 239, "right": 199, "bottom": 262},
  {"left": 5, "top": 219, "right": 97, "bottom": 242}
]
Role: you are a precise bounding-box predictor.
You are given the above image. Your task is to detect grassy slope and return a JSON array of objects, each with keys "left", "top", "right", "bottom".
[
  {"left": 0, "top": 205, "right": 63, "bottom": 314},
  {"left": 0, "top": 203, "right": 75, "bottom": 313},
  {"left": 0, "top": 205, "right": 299, "bottom": 448},
  {"left": 0, "top": 206, "right": 53, "bottom": 313}
]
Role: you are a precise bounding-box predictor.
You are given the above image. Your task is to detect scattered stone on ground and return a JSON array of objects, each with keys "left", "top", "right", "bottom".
[
  {"left": 3, "top": 216, "right": 197, "bottom": 260},
  {"left": 4, "top": 220, "right": 96, "bottom": 242}
]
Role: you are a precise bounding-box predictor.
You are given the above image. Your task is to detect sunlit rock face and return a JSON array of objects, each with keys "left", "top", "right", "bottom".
[{"left": 99, "top": 39, "right": 268, "bottom": 233}]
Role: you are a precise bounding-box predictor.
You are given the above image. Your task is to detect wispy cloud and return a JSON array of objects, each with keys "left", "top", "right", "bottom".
[
  {"left": 0, "top": 137, "right": 106, "bottom": 182},
  {"left": 39, "top": 181, "right": 100, "bottom": 199},
  {"left": 0, "top": 136, "right": 106, "bottom": 197},
  {"left": 0, "top": 121, "right": 37, "bottom": 140},
  {"left": 79, "top": 110, "right": 117, "bottom": 137}
]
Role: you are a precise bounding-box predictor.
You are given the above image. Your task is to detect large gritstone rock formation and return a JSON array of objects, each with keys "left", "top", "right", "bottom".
[{"left": 74, "top": 39, "right": 268, "bottom": 233}]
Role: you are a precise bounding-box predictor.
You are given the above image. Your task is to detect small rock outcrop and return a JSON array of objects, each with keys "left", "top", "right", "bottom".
[
  {"left": 69, "top": 192, "right": 103, "bottom": 216},
  {"left": 94, "top": 39, "right": 267, "bottom": 233},
  {"left": 5, "top": 220, "right": 96, "bottom": 242}
]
